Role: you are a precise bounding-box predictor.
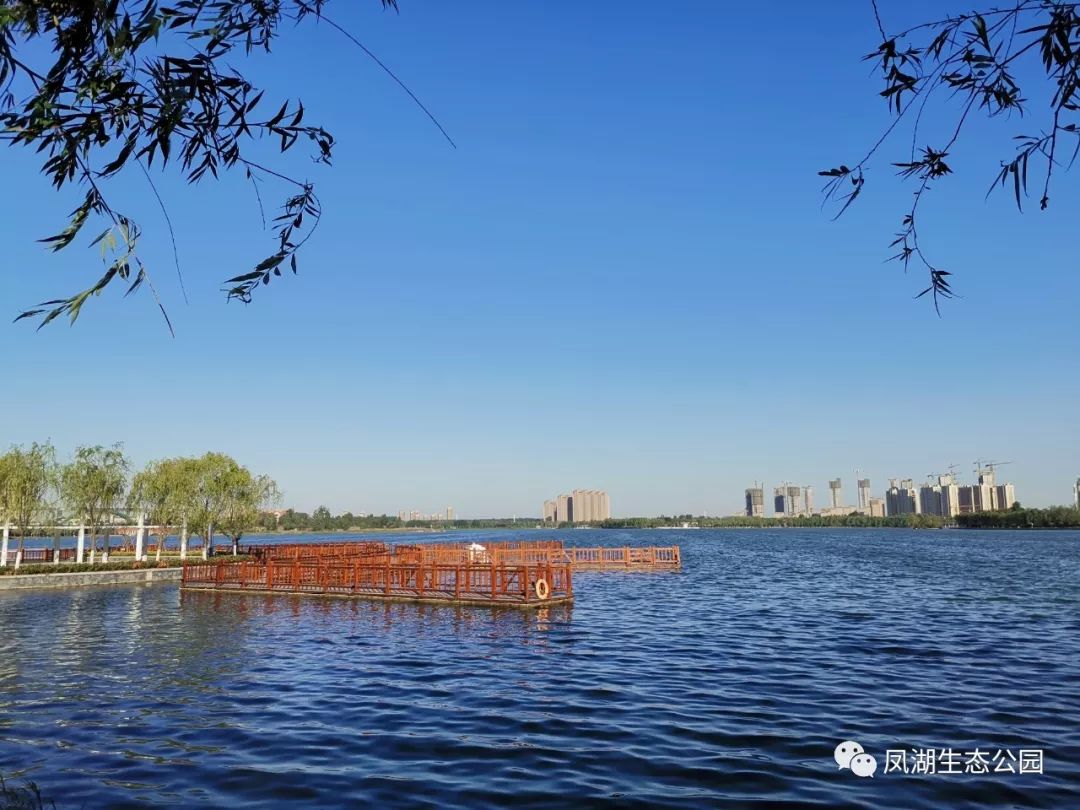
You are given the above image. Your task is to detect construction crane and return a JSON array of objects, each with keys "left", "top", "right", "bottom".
[{"left": 974, "top": 459, "right": 1013, "bottom": 475}]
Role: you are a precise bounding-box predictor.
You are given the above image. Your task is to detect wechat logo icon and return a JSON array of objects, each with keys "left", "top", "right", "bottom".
[{"left": 835, "top": 740, "right": 877, "bottom": 778}]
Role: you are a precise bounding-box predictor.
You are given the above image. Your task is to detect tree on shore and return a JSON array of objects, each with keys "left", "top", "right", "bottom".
[
  {"left": 823, "top": 1, "right": 1080, "bottom": 309},
  {"left": 219, "top": 471, "right": 280, "bottom": 555},
  {"left": 189, "top": 452, "right": 277, "bottom": 558},
  {"left": 61, "top": 445, "right": 129, "bottom": 562},
  {"left": 129, "top": 457, "right": 199, "bottom": 561},
  {"left": 2, "top": 0, "right": 415, "bottom": 329},
  {"left": 0, "top": 443, "right": 56, "bottom": 568}
]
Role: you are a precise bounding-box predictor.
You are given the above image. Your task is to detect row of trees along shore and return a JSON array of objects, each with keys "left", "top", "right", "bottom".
[
  {"left": 262, "top": 509, "right": 535, "bottom": 532},
  {"left": 257, "top": 508, "right": 1080, "bottom": 533},
  {"left": 0, "top": 442, "right": 277, "bottom": 569},
  {"left": 954, "top": 506, "right": 1080, "bottom": 529}
]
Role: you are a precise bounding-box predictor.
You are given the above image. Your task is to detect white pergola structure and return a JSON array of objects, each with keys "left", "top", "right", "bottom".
[{"left": 0, "top": 513, "right": 181, "bottom": 568}]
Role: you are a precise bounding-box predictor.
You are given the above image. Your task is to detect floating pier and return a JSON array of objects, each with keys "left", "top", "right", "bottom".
[{"left": 183, "top": 540, "right": 679, "bottom": 608}]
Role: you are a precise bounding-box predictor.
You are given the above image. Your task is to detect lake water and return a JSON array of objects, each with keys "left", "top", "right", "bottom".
[{"left": 1, "top": 528, "right": 1078, "bottom": 808}]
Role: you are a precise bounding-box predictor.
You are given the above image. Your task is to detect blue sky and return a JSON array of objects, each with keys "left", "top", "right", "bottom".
[{"left": 2, "top": 1, "right": 1078, "bottom": 516}]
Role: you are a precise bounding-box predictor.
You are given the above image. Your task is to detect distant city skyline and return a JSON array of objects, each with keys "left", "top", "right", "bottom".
[{"left": 743, "top": 464, "right": 1031, "bottom": 520}]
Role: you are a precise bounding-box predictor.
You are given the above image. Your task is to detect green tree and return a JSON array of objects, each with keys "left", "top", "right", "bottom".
[
  {"left": 0, "top": 442, "right": 56, "bottom": 567},
  {"left": 1, "top": 0, "right": 419, "bottom": 329},
  {"left": 129, "top": 457, "right": 199, "bottom": 561},
  {"left": 189, "top": 452, "right": 273, "bottom": 558},
  {"left": 219, "top": 471, "right": 280, "bottom": 555},
  {"left": 311, "top": 505, "right": 333, "bottom": 531},
  {"left": 824, "top": 2, "right": 1080, "bottom": 310},
  {"left": 61, "top": 444, "right": 129, "bottom": 562}
]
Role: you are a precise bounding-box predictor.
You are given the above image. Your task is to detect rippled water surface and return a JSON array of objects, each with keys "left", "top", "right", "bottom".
[{"left": 2, "top": 529, "right": 1078, "bottom": 808}]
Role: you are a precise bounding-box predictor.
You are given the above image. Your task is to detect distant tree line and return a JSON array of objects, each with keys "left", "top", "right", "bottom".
[
  {"left": 258, "top": 508, "right": 542, "bottom": 532},
  {"left": 955, "top": 505, "right": 1080, "bottom": 529},
  {"left": 596, "top": 514, "right": 948, "bottom": 529}
]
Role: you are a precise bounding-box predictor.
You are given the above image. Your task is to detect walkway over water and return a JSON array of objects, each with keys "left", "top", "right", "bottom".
[
  {"left": 182, "top": 556, "right": 573, "bottom": 608},
  {"left": 247, "top": 539, "right": 682, "bottom": 571},
  {"left": 184, "top": 540, "right": 680, "bottom": 607}
]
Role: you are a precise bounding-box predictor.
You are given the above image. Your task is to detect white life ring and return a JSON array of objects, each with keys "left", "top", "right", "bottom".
[{"left": 534, "top": 578, "right": 550, "bottom": 600}]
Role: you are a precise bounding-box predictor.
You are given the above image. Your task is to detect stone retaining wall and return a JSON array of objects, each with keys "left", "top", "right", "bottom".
[{"left": 0, "top": 567, "right": 182, "bottom": 590}]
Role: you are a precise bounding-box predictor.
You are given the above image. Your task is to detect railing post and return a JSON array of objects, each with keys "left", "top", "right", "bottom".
[
  {"left": 52, "top": 528, "right": 61, "bottom": 565},
  {"left": 267, "top": 558, "right": 274, "bottom": 590}
]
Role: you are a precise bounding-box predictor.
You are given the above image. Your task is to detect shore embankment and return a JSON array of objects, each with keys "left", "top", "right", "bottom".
[{"left": 0, "top": 567, "right": 182, "bottom": 590}]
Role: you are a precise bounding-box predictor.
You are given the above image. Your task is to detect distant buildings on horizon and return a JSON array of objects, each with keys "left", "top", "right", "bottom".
[
  {"left": 745, "top": 465, "right": 1022, "bottom": 519},
  {"left": 543, "top": 489, "right": 611, "bottom": 524},
  {"left": 397, "top": 507, "right": 455, "bottom": 522}
]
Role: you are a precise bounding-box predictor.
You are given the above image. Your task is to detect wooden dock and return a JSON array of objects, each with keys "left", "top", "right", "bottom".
[
  {"left": 184, "top": 540, "right": 680, "bottom": 608},
  {"left": 183, "top": 552, "right": 572, "bottom": 609}
]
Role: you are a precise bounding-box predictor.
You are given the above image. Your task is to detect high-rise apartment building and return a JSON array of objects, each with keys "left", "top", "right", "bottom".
[
  {"left": 919, "top": 482, "right": 943, "bottom": 516},
  {"left": 857, "top": 479, "right": 871, "bottom": 511},
  {"left": 788, "top": 485, "right": 804, "bottom": 516},
  {"left": 828, "top": 479, "right": 842, "bottom": 509},
  {"left": 885, "top": 478, "right": 920, "bottom": 515},
  {"left": 773, "top": 485, "right": 805, "bottom": 517},
  {"left": 918, "top": 474, "right": 958, "bottom": 517},
  {"left": 995, "top": 484, "right": 1016, "bottom": 511},
  {"left": 543, "top": 500, "right": 557, "bottom": 523},
  {"left": 1075, "top": 478, "right": 1080, "bottom": 508},
  {"left": 571, "top": 489, "right": 595, "bottom": 523},
  {"left": 773, "top": 487, "right": 786, "bottom": 516},
  {"left": 543, "top": 490, "right": 611, "bottom": 524},
  {"left": 745, "top": 486, "right": 765, "bottom": 518},
  {"left": 556, "top": 494, "right": 572, "bottom": 523}
]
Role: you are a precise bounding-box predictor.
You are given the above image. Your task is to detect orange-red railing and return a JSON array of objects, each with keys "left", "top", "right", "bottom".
[
  {"left": 250, "top": 541, "right": 390, "bottom": 561},
  {"left": 241, "top": 540, "right": 680, "bottom": 571},
  {"left": 565, "top": 546, "right": 681, "bottom": 570},
  {"left": 182, "top": 557, "right": 573, "bottom": 604}
]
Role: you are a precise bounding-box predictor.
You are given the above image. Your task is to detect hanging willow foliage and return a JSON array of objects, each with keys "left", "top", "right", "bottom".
[
  {"left": 822, "top": 1, "right": 1080, "bottom": 312},
  {"left": 0, "top": 0, "right": 403, "bottom": 329}
]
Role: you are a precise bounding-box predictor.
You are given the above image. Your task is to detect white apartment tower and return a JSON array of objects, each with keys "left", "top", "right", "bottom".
[{"left": 544, "top": 490, "right": 611, "bottom": 524}]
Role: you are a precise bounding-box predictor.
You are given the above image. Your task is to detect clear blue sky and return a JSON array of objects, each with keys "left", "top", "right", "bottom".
[{"left": 2, "top": 1, "right": 1078, "bottom": 516}]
